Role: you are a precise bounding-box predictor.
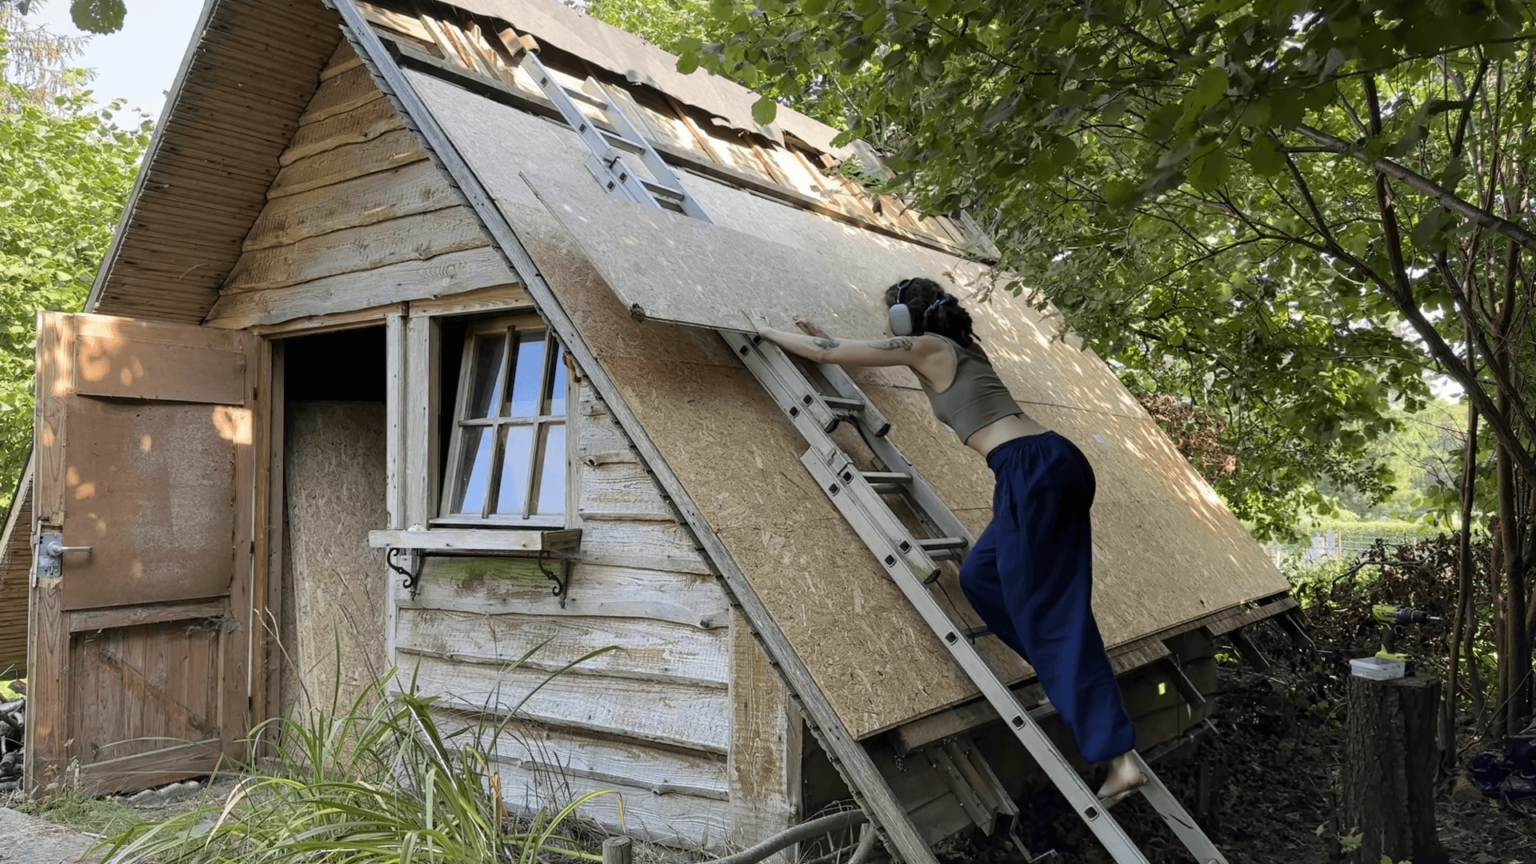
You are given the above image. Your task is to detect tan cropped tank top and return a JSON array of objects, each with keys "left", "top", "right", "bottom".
[{"left": 919, "top": 334, "right": 1022, "bottom": 444}]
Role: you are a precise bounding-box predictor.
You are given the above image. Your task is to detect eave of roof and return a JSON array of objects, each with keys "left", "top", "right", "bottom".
[{"left": 85, "top": 0, "right": 342, "bottom": 323}]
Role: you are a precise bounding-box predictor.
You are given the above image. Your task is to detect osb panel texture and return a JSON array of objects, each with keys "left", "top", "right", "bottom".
[
  {"left": 411, "top": 72, "right": 1288, "bottom": 738},
  {"left": 286, "top": 402, "right": 388, "bottom": 716}
]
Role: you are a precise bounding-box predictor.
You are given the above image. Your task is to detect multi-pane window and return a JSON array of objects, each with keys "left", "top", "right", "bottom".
[{"left": 440, "top": 316, "right": 567, "bottom": 525}]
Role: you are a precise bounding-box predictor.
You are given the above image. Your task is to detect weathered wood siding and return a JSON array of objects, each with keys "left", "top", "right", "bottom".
[
  {"left": 394, "top": 384, "right": 798, "bottom": 853},
  {"left": 0, "top": 465, "right": 32, "bottom": 676},
  {"left": 225, "top": 42, "right": 798, "bottom": 853},
  {"left": 207, "top": 41, "right": 515, "bottom": 330}
]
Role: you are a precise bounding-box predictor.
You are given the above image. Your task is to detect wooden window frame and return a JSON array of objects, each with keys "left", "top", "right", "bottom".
[{"left": 432, "top": 313, "right": 570, "bottom": 529}]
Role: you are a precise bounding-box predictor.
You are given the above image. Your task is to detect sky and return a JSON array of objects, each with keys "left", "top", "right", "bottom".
[{"left": 32, "top": 0, "right": 207, "bottom": 120}]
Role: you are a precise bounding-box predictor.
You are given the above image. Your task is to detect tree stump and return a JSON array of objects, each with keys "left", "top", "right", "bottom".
[{"left": 1342, "top": 674, "right": 1449, "bottom": 864}]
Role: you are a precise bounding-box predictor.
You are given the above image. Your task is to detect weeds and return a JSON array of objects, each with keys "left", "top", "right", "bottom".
[
  {"left": 99, "top": 653, "right": 616, "bottom": 864},
  {"left": 35, "top": 788, "right": 143, "bottom": 836}
]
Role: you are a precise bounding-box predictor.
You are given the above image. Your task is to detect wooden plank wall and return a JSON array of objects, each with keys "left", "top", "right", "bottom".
[
  {"left": 0, "top": 468, "right": 32, "bottom": 677},
  {"left": 207, "top": 41, "right": 515, "bottom": 330},
  {"left": 393, "top": 382, "right": 797, "bottom": 853}
]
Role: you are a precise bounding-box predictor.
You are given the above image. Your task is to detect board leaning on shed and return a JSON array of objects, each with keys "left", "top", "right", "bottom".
[{"left": 9, "top": 0, "right": 1298, "bottom": 859}]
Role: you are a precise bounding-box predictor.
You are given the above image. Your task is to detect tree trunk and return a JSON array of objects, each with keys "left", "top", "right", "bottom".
[
  {"left": 1446, "top": 381, "right": 1478, "bottom": 775},
  {"left": 1499, "top": 392, "right": 1531, "bottom": 735},
  {"left": 1343, "top": 675, "right": 1449, "bottom": 864}
]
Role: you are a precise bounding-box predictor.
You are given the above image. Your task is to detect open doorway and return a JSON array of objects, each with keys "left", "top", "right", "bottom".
[{"left": 271, "top": 326, "right": 388, "bottom": 721}]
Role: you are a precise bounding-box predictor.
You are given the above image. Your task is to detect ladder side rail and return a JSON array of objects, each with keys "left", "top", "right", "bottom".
[
  {"left": 519, "top": 51, "right": 681, "bottom": 213},
  {"left": 723, "top": 332, "right": 845, "bottom": 440},
  {"left": 802, "top": 359, "right": 973, "bottom": 547},
  {"left": 795, "top": 453, "right": 1153, "bottom": 864},
  {"left": 590, "top": 81, "right": 712, "bottom": 222},
  {"left": 1128, "top": 751, "right": 1227, "bottom": 863}
]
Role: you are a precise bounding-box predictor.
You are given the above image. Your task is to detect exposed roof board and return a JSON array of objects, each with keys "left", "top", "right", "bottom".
[
  {"left": 85, "top": 0, "right": 343, "bottom": 323},
  {"left": 440, "top": 0, "right": 852, "bottom": 157},
  {"left": 407, "top": 69, "right": 1290, "bottom": 739}
]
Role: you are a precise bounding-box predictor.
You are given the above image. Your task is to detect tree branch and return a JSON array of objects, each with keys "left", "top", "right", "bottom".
[{"left": 1293, "top": 123, "right": 1536, "bottom": 253}]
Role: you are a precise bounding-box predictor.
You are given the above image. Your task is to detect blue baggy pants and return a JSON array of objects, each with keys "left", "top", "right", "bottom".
[{"left": 959, "top": 432, "right": 1136, "bottom": 763}]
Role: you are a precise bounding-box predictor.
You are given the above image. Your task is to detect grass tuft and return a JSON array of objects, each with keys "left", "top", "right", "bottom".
[
  {"left": 40, "top": 789, "right": 144, "bottom": 837},
  {"left": 98, "top": 650, "right": 617, "bottom": 864}
]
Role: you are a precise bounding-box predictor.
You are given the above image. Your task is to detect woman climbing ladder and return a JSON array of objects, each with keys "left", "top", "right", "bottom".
[{"left": 749, "top": 276, "right": 1145, "bottom": 803}]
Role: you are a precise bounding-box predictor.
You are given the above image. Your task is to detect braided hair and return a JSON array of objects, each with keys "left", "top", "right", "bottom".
[{"left": 884, "top": 277, "right": 979, "bottom": 348}]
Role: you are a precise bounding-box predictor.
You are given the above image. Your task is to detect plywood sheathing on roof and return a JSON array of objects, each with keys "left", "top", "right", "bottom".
[
  {"left": 89, "top": 0, "right": 343, "bottom": 323},
  {"left": 436, "top": 0, "right": 848, "bottom": 157},
  {"left": 410, "top": 71, "right": 1288, "bottom": 738}
]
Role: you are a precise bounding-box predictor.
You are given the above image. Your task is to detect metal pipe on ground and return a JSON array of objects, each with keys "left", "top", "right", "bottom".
[{"left": 701, "top": 809, "right": 871, "bottom": 864}]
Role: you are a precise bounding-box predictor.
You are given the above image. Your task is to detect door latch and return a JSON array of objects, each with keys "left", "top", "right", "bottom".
[{"left": 34, "top": 532, "right": 93, "bottom": 585}]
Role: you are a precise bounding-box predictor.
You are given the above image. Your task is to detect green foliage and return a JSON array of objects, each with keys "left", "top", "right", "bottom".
[
  {"left": 604, "top": 0, "right": 1536, "bottom": 538},
  {"left": 68, "top": 0, "right": 124, "bottom": 34},
  {"left": 100, "top": 662, "right": 614, "bottom": 864},
  {"left": 0, "top": 28, "right": 148, "bottom": 507},
  {"left": 38, "top": 788, "right": 143, "bottom": 836},
  {"left": 1300, "top": 519, "right": 1439, "bottom": 549},
  {"left": 1317, "top": 400, "right": 1464, "bottom": 520}
]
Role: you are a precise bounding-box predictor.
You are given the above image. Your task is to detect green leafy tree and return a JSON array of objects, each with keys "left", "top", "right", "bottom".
[
  {"left": 0, "top": 24, "right": 149, "bottom": 507},
  {"left": 0, "top": 4, "right": 90, "bottom": 109},
  {"left": 1, "top": 0, "right": 123, "bottom": 35}
]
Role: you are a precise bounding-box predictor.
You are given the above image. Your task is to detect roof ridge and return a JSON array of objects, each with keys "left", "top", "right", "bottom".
[{"left": 432, "top": 0, "right": 851, "bottom": 157}]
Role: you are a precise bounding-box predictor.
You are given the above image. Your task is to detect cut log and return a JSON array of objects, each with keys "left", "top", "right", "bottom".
[{"left": 1342, "top": 674, "right": 1449, "bottom": 864}]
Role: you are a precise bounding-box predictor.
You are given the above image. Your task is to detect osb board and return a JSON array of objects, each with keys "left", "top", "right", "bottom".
[
  {"left": 524, "top": 175, "right": 848, "bottom": 329},
  {"left": 285, "top": 402, "right": 388, "bottom": 716},
  {"left": 410, "top": 71, "right": 1288, "bottom": 738}
]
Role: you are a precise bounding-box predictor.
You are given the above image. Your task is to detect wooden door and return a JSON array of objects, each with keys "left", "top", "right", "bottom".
[{"left": 27, "top": 312, "right": 256, "bottom": 794}]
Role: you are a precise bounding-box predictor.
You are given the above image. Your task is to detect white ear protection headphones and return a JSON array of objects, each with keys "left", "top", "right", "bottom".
[{"left": 888, "top": 279, "right": 953, "bottom": 336}]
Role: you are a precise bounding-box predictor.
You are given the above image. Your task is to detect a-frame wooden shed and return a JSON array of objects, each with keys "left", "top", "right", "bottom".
[{"left": 16, "top": 0, "right": 1298, "bottom": 858}]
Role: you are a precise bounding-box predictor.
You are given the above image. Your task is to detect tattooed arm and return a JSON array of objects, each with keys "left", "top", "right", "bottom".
[{"left": 747, "top": 314, "right": 948, "bottom": 379}]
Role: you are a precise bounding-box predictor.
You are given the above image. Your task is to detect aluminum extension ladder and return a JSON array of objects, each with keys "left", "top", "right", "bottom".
[{"left": 507, "top": 39, "right": 1228, "bottom": 864}]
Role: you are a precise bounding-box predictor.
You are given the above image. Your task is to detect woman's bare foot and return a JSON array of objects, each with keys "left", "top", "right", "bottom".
[{"left": 1096, "top": 751, "right": 1146, "bottom": 804}]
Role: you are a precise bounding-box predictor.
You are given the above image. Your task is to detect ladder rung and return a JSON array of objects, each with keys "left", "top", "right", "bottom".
[
  {"left": 861, "top": 470, "right": 912, "bottom": 492},
  {"left": 600, "top": 130, "right": 647, "bottom": 154},
  {"left": 561, "top": 83, "right": 611, "bottom": 112},
  {"left": 640, "top": 178, "right": 687, "bottom": 202},
  {"left": 823, "top": 395, "right": 865, "bottom": 411},
  {"left": 918, "top": 537, "right": 966, "bottom": 553}
]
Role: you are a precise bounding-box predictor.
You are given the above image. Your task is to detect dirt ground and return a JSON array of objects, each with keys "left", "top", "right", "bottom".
[
  {"left": 0, "top": 806, "right": 99, "bottom": 864},
  {"left": 937, "top": 617, "right": 1535, "bottom": 864}
]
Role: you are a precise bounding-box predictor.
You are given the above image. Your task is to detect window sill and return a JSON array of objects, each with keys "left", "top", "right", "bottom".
[{"left": 367, "top": 528, "right": 581, "bottom": 555}]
